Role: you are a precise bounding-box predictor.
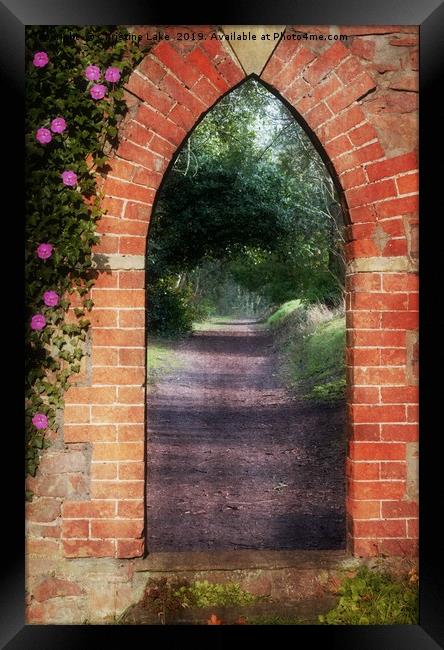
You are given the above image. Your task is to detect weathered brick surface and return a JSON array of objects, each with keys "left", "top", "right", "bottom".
[{"left": 27, "top": 24, "right": 419, "bottom": 625}]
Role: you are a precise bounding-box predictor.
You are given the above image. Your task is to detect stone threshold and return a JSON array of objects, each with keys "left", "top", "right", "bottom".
[{"left": 134, "top": 549, "right": 352, "bottom": 572}]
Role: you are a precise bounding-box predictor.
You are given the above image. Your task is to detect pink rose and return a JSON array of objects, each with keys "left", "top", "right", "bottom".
[
  {"left": 50, "top": 117, "right": 67, "bottom": 133},
  {"left": 35, "top": 128, "right": 52, "bottom": 144},
  {"left": 90, "top": 84, "right": 107, "bottom": 100},
  {"left": 105, "top": 66, "right": 121, "bottom": 83},
  {"left": 85, "top": 65, "right": 101, "bottom": 81},
  {"left": 36, "top": 243, "right": 53, "bottom": 260},
  {"left": 31, "top": 314, "right": 46, "bottom": 331},
  {"left": 43, "top": 291, "right": 60, "bottom": 307},
  {"left": 32, "top": 413, "right": 48, "bottom": 430},
  {"left": 61, "top": 170, "right": 78, "bottom": 186},
  {"left": 33, "top": 52, "right": 49, "bottom": 68}
]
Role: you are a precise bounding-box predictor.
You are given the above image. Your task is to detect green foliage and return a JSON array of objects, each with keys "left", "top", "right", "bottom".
[
  {"left": 319, "top": 567, "right": 419, "bottom": 625},
  {"left": 270, "top": 302, "right": 346, "bottom": 402},
  {"left": 25, "top": 26, "right": 145, "bottom": 479},
  {"left": 147, "top": 338, "right": 183, "bottom": 385},
  {"left": 147, "top": 276, "right": 207, "bottom": 336},
  {"left": 176, "top": 580, "right": 257, "bottom": 608},
  {"left": 148, "top": 78, "right": 345, "bottom": 335},
  {"left": 266, "top": 299, "right": 302, "bottom": 327}
]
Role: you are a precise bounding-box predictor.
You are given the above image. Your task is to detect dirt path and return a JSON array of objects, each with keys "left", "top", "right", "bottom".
[{"left": 146, "top": 320, "right": 346, "bottom": 552}]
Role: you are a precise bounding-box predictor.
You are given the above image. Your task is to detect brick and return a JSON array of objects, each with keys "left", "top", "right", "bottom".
[
  {"left": 122, "top": 120, "right": 152, "bottom": 147},
  {"left": 325, "top": 134, "right": 353, "bottom": 159},
  {"left": 91, "top": 403, "right": 145, "bottom": 423},
  {"left": 348, "top": 123, "right": 378, "bottom": 147},
  {"left": 117, "top": 538, "right": 145, "bottom": 558},
  {"left": 119, "top": 462, "right": 145, "bottom": 480},
  {"left": 381, "top": 424, "right": 418, "bottom": 442},
  {"left": 89, "top": 308, "right": 118, "bottom": 327},
  {"left": 348, "top": 273, "right": 381, "bottom": 291},
  {"left": 381, "top": 311, "right": 418, "bottom": 330},
  {"left": 380, "top": 348, "right": 407, "bottom": 365},
  {"left": 92, "top": 442, "right": 144, "bottom": 462},
  {"left": 349, "top": 386, "right": 379, "bottom": 403},
  {"left": 148, "top": 133, "right": 176, "bottom": 159},
  {"left": 92, "top": 348, "right": 119, "bottom": 366},
  {"left": 349, "top": 330, "right": 405, "bottom": 347},
  {"left": 117, "top": 500, "right": 144, "bottom": 518},
  {"left": 38, "top": 451, "right": 86, "bottom": 475},
  {"left": 119, "top": 348, "right": 146, "bottom": 366},
  {"left": 34, "top": 578, "right": 83, "bottom": 602},
  {"left": 117, "top": 387, "right": 145, "bottom": 404},
  {"left": 321, "top": 105, "right": 365, "bottom": 142},
  {"left": 305, "top": 102, "right": 333, "bottom": 129},
  {"left": 284, "top": 77, "right": 311, "bottom": 104},
  {"left": 348, "top": 179, "right": 397, "bottom": 208},
  {"left": 396, "top": 173, "right": 418, "bottom": 195},
  {"left": 349, "top": 441, "right": 405, "bottom": 460},
  {"left": 62, "top": 500, "right": 116, "bottom": 518},
  {"left": 216, "top": 57, "right": 244, "bottom": 86},
  {"left": 93, "top": 368, "right": 145, "bottom": 387},
  {"left": 334, "top": 142, "right": 385, "bottom": 174},
  {"left": 261, "top": 54, "right": 286, "bottom": 83},
  {"left": 381, "top": 501, "right": 418, "bottom": 518},
  {"left": 91, "top": 289, "right": 145, "bottom": 308},
  {"left": 91, "top": 519, "right": 143, "bottom": 539},
  {"left": 375, "top": 196, "right": 418, "bottom": 219},
  {"left": 351, "top": 291, "right": 408, "bottom": 311},
  {"left": 154, "top": 41, "right": 201, "bottom": 88},
  {"left": 336, "top": 56, "right": 364, "bottom": 84},
  {"left": 159, "top": 74, "right": 206, "bottom": 118},
  {"left": 125, "top": 73, "right": 174, "bottom": 114},
  {"left": 191, "top": 76, "right": 220, "bottom": 106},
  {"left": 63, "top": 539, "right": 115, "bottom": 558},
  {"left": 277, "top": 46, "right": 317, "bottom": 89},
  {"left": 93, "top": 329, "right": 144, "bottom": 348},
  {"left": 381, "top": 387, "right": 418, "bottom": 403},
  {"left": 93, "top": 234, "right": 119, "bottom": 255},
  {"left": 119, "top": 310, "right": 145, "bottom": 328},
  {"left": 351, "top": 38, "right": 375, "bottom": 61},
  {"left": 327, "top": 73, "right": 376, "bottom": 113},
  {"left": 354, "top": 519, "right": 407, "bottom": 538},
  {"left": 168, "top": 103, "right": 196, "bottom": 131},
  {"left": 101, "top": 197, "right": 125, "bottom": 218},
  {"left": 124, "top": 201, "right": 153, "bottom": 221},
  {"left": 138, "top": 56, "right": 166, "bottom": 84},
  {"left": 349, "top": 480, "right": 406, "bottom": 500},
  {"left": 304, "top": 42, "right": 349, "bottom": 84},
  {"left": 91, "top": 462, "right": 118, "bottom": 480},
  {"left": 349, "top": 424, "right": 380, "bottom": 441},
  {"left": 118, "top": 424, "right": 145, "bottom": 442},
  {"left": 347, "top": 348, "right": 380, "bottom": 366},
  {"left": 407, "top": 519, "right": 418, "bottom": 538},
  {"left": 136, "top": 102, "right": 187, "bottom": 146},
  {"left": 381, "top": 461, "right": 407, "bottom": 479},
  {"left": 353, "top": 367, "right": 406, "bottom": 386},
  {"left": 65, "top": 386, "right": 116, "bottom": 404},
  {"left": 64, "top": 405, "right": 90, "bottom": 424},
  {"left": 349, "top": 205, "right": 377, "bottom": 223},
  {"left": 186, "top": 48, "right": 229, "bottom": 92},
  {"left": 62, "top": 519, "right": 89, "bottom": 538},
  {"left": 26, "top": 498, "right": 61, "bottom": 523},
  {"left": 347, "top": 460, "right": 380, "bottom": 480},
  {"left": 347, "top": 499, "right": 380, "bottom": 519},
  {"left": 340, "top": 167, "right": 366, "bottom": 190},
  {"left": 91, "top": 481, "right": 144, "bottom": 499},
  {"left": 104, "top": 178, "right": 156, "bottom": 204},
  {"left": 26, "top": 538, "right": 60, "bottom": 557},
  {"left": 347, "top": 311, "right": 381, "bottom": 328},
  {"left": 366, "top": 153, "right": 418, "bottom": 182},
  {"left": 378, "top": 539, "right": 418, "bottom": 556}
]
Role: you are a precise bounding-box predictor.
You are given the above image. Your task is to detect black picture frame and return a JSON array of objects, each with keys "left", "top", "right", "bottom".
[{"left": 5, "top": 0, "right": 444, "bottom": 646}]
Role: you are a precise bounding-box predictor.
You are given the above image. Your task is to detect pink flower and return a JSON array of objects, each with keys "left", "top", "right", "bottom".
[
  {"left": 43, "top": 291, "right": 60, "bottom": 307},
  {"left": 32, "top": 413, "right": 48, "bottom": 430},
  {"left": 90, "top": 84, "right": 107, "bottom": 100},
  {"left": 105, "top": 66, "right": 121, "bottom": 83},
  {"left": 33, "top": 52, "right": 49, "bottom": 68},
  {"left": 61, "top": 170, "right": 78, "bottom": 186},
  {"left": 50, "top": 117, "right": 67, "bottom": 133},
  {"left": 35, "top": 128, "right": 52, "bottom": 144},
  {"left": 31, "top": 314, "right": 46, "bottom": 331},
  {"left": 36, "top": 243, "right": 53, "bottom": 260},
  {"left": 85, "top": 65, "right": 101, "bottom": 81}
]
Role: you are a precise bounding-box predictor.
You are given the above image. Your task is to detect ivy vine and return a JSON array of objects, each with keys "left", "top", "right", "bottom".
[{"left": 25, "top": 26, "right": 146, "bottom": 485}]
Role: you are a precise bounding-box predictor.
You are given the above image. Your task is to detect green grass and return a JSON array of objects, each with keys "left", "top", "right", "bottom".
[
  {"left": 266, "top": 299, "right": 302, "bottom": 327},
  {"left": 268, "top": 302, "right": 346, "bottom": 402},
  {"left": 319, "top": 566, "right": 419, "bottom": 625},
  {"left": 146, "top": 337, "right": 183, "bottom": 385}
]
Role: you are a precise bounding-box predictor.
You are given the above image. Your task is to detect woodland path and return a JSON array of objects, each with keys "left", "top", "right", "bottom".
[{"left": 146, "top": 320, "right": 346, "bottom": 552}]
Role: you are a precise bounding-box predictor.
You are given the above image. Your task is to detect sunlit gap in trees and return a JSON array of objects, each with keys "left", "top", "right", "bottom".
[{"left": 146, "top": 78, "right": 345, "bottom": 337}]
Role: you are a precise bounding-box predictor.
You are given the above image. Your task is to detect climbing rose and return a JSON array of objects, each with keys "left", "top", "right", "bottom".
[
  {"left": 43, "top": 291, "right": 60, "bottom": 307},
  {"left": 50, "top": 117, "right": 67, "bottom": 133},
  {"left": 32, "top": 413, "right": 48, "bottom": 430},
  {"left": 85, "top": 65, "right": 101, "bottom": 81},
  {"left": 90, "top": 84, "right": 107, "bottom": 100},
  {"left": 33, "top": 51, "right": 49, "bottom": 68},
  {"left": 105, "top": 66, "right": 121, "bottom": 83},
  {"left": 35, "top": 128, "right": 52, "bottom": 144},
  {"left": 36, "top": 243, "right": 53, "bottom": 259},
  {"left": 31, "top": 314, "right": 46, "bottom": 330},
  {"left": 61, "top": 170, "right": 78, "bottom": 186}
]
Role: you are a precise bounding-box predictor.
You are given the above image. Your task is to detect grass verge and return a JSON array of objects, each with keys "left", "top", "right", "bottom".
[{"left": 147, "top": 337, "right": 183, "bottom": 385}]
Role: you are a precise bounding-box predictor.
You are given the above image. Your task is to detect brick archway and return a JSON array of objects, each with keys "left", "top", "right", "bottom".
[{"left": 55, "top": 27, "right": 419, "bottom": 561}]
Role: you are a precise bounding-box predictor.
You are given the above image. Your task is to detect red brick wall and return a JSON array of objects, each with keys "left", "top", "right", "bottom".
[{"left": 26, "top": 24, "right": 418, "bottom": 582}]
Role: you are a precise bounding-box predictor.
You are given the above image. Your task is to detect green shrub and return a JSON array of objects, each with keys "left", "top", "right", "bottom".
[
  {"left": 147, "top": 277, "right": 204, "bottom": 336},
  {"left": 319, "top": 567, "right": 419, "bottom": 625}
]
